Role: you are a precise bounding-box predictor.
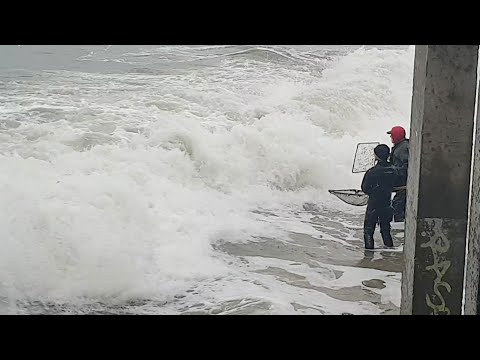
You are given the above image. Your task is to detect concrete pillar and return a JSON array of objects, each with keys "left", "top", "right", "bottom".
[
  {"left": 401, "top": 45, "right": 479, "bottom": 315},
  {"left": 464, "top": 68, "right": 480, "bottom": 315}
]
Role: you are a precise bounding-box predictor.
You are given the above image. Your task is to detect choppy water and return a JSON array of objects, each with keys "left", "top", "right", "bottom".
[{"left": 0, "top": 45, "right": 414, "bottom": 314}]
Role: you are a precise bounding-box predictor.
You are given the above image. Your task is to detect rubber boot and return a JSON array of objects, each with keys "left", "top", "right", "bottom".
[
  {"left": 364, "top": 233, "right": 374, "bottom": 250},
  {"left": 381, "top": 230, "right": 394, "bottom": 248}
]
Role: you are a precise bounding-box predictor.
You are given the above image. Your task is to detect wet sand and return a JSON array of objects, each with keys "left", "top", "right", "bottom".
[
  {"left": 3, "top": 207, "right": 404, "bottom": 315},
  {"left": 215, "top": 207, "right": 404, "bottom": 315}
]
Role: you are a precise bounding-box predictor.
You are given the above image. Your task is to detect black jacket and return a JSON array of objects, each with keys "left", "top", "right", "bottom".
[
  {"left": 390, "top": 139, "right": 409, "bottom": 187},
  {"left": 361, "top": 160, "right": 395, "bottom": 208}
]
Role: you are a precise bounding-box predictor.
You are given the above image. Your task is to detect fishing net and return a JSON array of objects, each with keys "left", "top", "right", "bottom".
[
  {"left": 352, "top": 142, "right": 379, "bottom": 173},
  {"left": 328, "top": 189, "right": 369, "bottom": 206}
]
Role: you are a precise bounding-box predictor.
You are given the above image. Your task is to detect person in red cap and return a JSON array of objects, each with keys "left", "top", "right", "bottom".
[{"left": 387, "top": 126, "right": 409, "bottom": 222}]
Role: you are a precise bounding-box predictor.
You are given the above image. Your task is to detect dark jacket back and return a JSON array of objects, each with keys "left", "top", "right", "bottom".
[
  {"left": 361, "top": 160, "right": 395, "bottom": 208},
  {"left": 390, "top": 139, "right": 409, "bottom": 187}
]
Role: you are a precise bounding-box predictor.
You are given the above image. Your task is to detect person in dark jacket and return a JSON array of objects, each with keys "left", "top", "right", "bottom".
[
  {"left": 387, "top": 126, "right": 409, "bottom": 222},
  {"left": 361, "top": 144, "right": 395, "bottom": 250}
]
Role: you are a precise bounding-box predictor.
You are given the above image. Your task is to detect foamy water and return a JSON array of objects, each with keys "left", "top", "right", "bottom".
[{"left": 0, "top": 45, "right": 414, "bottom": 314}]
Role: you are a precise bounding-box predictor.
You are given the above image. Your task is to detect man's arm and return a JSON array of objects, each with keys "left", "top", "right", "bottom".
[
  {"left": 397, "top": 146, "right": 409, "bottom": 166},
  {"left": 361, "top": 170, "right": 372, "bottom": 195}
]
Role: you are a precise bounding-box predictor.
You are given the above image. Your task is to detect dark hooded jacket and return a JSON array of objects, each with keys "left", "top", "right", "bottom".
[
  {"left": 361, "top": 160, "right": 396, "bottom": 208},
  {"left": 390, "top": 139, "right": 409, "bottom": 187}
]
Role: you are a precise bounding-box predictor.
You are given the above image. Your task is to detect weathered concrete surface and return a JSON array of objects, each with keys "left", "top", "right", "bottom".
[
  {"left": 401, "top": 45, "right": 479, "bottom": 315},
  {"left": 464, "top": 60, "right": 480, "bottom": 315}
]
